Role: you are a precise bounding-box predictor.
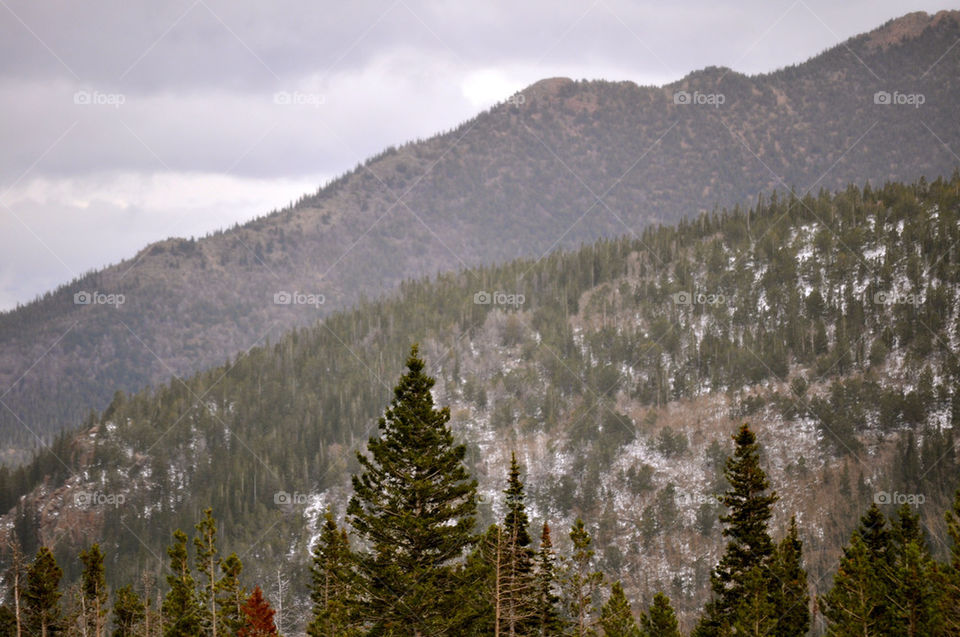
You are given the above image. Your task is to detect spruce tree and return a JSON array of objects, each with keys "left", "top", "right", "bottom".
[
  {"left": 532, "top": 523, "right": 565, "bottom": 636},
  {"left": 238, "top": 587, "right": 277, "bottom": 637},
  {"left": 194, "top": 509, "right": 221, "bottom": 637},
  {"left": 640, "top": 592, "right": 681, "bottom": 637},
  {"left": 501, "top": 452, "right": 536, "bottom": 636},
  {"left": 694, "top": 425, "right": 777, "bottom": 636},
  {"left": 770, "top": 516, "right": 810, "bottom": 637},
  {"left": 79, "top": 543, "right": 108, "bottom": 637},
  {"left": 347, "top": 345, "right": 478, "bottom": 635},
  {"left": 308, "top": 513, "right": 356, "bottom": 636},
  {"left": 564, "top": 518, "right": 603, "bottom": 637},
  {"left": 822, "top": 531, "right": 886, "bottom": 636},
  {"left": 111, "top": 586, "right": 145, "bottom": 637},
  {"left": 891, "top": 504, "right": 942, "bottom": 635},
  {"left": 942, "top": 488, "right": 960, "bottom": 634},
  {"left": 23, "top": 547, "right": 62, "bottom": 637},
  {"left": 598, "top": 582, "right": 641, "bottom": 637},
  {"left": 162, "top": 530, "right": 201, "bottom": 637}
]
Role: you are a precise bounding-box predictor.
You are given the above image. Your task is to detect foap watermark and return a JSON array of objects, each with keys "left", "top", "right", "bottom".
[
  {"left": 75, "top": 491, "right": 125, "bottom": 508},
  {"left": 874, "top": 490, "right": 925, "bottom": 506},
  {"left": 273, "top": 91, "right": 325, "bottom": 107},
  {"left": 673, "top": 90, "right": 725, "bottom": 108},
  {"left": 474, "top": 290, "right": 525, "bottom": 308},
  {"left": 506, "top": 93, "right": 526, "bottom": 107},
  {"left": 74, "top": 290, "right": 125, "bottom": 307},
  {"left": 672, "top": 291, "right": 728, "bottom": 306},
  {"left": 873, "top": 90, "right": 924, "bottom": 108},
  {"left": 274, "top": 490, "right": 310, "bottom": 506},
  {"left": 73, "top": 89, "right": 126, "bottom": 108},
  {"left": 274, "top": 290, "right": 325, "bottom": 308},
  {"left": 872, "top": 291, "right": 922, "bottom": 306}
]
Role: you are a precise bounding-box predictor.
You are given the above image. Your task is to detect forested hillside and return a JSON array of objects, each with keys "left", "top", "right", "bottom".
[
  {"left": 1, "top": 10, "right": 959, "bottom": 462},
  {"left": 4, "top": 175, "right": 960, "bottom": 631}
]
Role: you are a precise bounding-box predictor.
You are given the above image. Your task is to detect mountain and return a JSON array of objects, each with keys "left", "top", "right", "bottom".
[
  {"left": 4, "top": 175, "right": 960, "bottom": 630},
  {"left": 1, "top": 11, "right": 959, "bottom": 462}
]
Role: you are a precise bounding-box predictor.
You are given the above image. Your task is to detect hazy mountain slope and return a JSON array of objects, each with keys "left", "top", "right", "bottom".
[
  {"left": 4, "top": 175, "right": 959, "bottom": 630},
  {"left": 1, "top": 10, "right": 959, "bottom": 461}
]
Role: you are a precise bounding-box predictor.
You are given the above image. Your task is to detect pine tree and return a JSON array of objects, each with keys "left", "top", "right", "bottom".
[
  {"left": 770, "top": 516, "right": 810, "bottom": 637},
  {"left": 730, "top": 565, "right": 777, "bottom": 636},
  {"left": 308, "top": 513, "right": 356, "bottom": 636},
  {"left": 598, "top": 582, "right": 640, "bottom": 637},
  {"left": 694, "top": 425, "right": 778, "bottom": 636},
  {"left": 79, "top": 543, "right": 108, "bottom": 637},
  {"left": 194, "top": 509, "right": 221, "bottom": 637},
  {"left": 640, "top": 592, "right": 681, "bottom": 637},
  {"left": 564, "top": 518, "right": 603, "bottom": 637},
  {"left": 347, "top": 345, "right": 478, "bottom": 635},
  {"left": 216, "top": 553, "right": 246, "bottom": 636},
  {"left": 500, "top": 452, "right": 536, "bottom": 636},
  {"left": 111, "top": 586, "right": 145, "bottom": 637},
  {"left": 23, "top": 547, "right": 62, "bottom": 637},
  {"left": 238, "top": 587, "right": 277, "bottom": 637},
  {"left": 162, "top": 530, "right": 201, "bottom": 637},
  {"left": 532, "top": 523, "right": 565, "bottom": 637}
]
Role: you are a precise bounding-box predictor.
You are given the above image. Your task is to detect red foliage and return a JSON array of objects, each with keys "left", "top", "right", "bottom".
[{"left": 238, "top": 586, "right": 278, "bottom": 637}]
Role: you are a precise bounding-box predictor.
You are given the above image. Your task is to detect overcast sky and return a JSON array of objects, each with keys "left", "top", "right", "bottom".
[{"left": 0, "top": 0, "right": 951, "bottom": 310}]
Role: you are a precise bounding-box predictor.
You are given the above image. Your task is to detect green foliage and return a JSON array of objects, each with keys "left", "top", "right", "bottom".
[
  {"left": 598, "top": 581, "right": 641, "bottom": 637},
  {"left": 346, "top": 345, "right": 478, "bottom": 634},
  {"left": 111, "top": 585, "right": 145, "bottom": 637},
  {"left": 308, "top": 514, "right": 357, "bottom": 637},
  {"left": 640, "top": 592, "right": 681, "bottom": 637},
  {"left": 565, "top": 518, "right": 604, "bottom": 636},
  {"left": 23, "top": 547, "right": 62, "bottom": 637},
  {"left": 162, "top": 530, "right": 202, "bottom": 637}
]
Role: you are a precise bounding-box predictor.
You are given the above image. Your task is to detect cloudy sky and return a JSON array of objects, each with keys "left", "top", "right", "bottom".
[{"left": 0, "top": 0, "right": 949, "bottom": 310}]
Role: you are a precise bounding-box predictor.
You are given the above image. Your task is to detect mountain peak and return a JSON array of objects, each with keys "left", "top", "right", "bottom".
[{"left": 863, "top": 9, "right": 960, "bottom": 50}]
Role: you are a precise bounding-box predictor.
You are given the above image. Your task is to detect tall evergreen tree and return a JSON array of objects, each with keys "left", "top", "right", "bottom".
[
  {"left": 941, "top": 488, "right": 960, "bottom": 634},
  {"left": 639, "top": 592, "right": 681, "bottom": 637},
  {"left": 891, "top": 504, "right": 942, "bottom": 635},
  {"left": 770, "top": 516, "right": 810, "bottom": 637},
  {"left": 347, "top": 345, "right": 478, "bottom": 635},
  {"left": 532, "top": 523, "right": 565, "bottom": 637},
  {"left": 500, "top": 452, "right": 536, "bottom": 636},
  {"left": 162, "top": 530, "right": 201, "bottom": 637},
  {"left": 308, "top": 513, "right": 357, "bottom": 637},
  {"left": 111, "top": 586, "right": 145, "bottom": 637},
  {"left": 694, "top": 425, "right": 778, "bottom": 636},
  {"left": 23, "top": 547, "right": 62, "bottom": 637},
  {"left": 822, "top": 531, "right": 887, "bottom": 636},
  {"left": 598, "top": 582, "right": 641, "bottom": 637},
  {"left": 564, "top": 518, "right": 603, "bottom": 637},
  {"left": 194, "top": 509, "right": 221, "bottom": 637},
  {"left": 216, "top": 553, "right": 246, "bottom": 636},
  {"left": 79, "top": 543, "right": 108, "bottom": 637},
  {"left": 238, "top": 587, "right": 277, "bottom": 637}
]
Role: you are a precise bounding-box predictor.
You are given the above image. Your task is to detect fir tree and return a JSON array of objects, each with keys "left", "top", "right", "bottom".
[
  {"left": 216, "top": 553, "right": 246, "bottom": 636},
  {"left": 23, "top": 547, "right": 62, "bottom": 637},
  {"left": 347, "top": 345, "right": 478, "bottom": 635},
  {"left": 564, "top": 518, "right": 603, "bottom": 637},
  {"left": 694, "top": 425, "right": 778, "bottom": 636},
  {"left": 941, "top": 488, "right": 960, "bottom": 634},
  {"left": 891, "top": 504, "right": 942, "bottom": 635},
  {"left": 532, "top": 523, "right": 565, "bottom": 637},
  {"left": 598, "top": 582, "right": 640, "bottom": 637},
  {"left": 238, "top": 587, "right": 277, "bottom": 637},
  {"left": 162, "top": 530, "right": 201, "bottom": 637},
  {"left": 770, "top": 516, "right": 810, "bottom": 637},
  {"left": 308, "top": 513, "right": 356, "bottom": 636},
  {"left": 79, "top": 543, "right": 108, "bottom": 637},
  {"left": 111, "top": 585, "right": 145, "bottom": 637},
  {"left": 640, "top": 592, "right": 681, "bottom": 637}
]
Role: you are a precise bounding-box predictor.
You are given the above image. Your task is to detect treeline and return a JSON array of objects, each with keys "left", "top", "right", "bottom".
[{"left": 9, "top": 348, "right": 960, "bottom": 635}]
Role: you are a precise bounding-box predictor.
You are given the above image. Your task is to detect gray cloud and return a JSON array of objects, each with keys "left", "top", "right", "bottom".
[{"left": 0, "top": 0, "right": 948, "bottom": 309}]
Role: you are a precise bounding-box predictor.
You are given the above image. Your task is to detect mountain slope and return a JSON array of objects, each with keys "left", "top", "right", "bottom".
[
  {"left": 1, "top": 10, "right": 959, "bottom": 462},
  {"left": 4, "top": 175, "right": 960, "bottom": 630}
]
